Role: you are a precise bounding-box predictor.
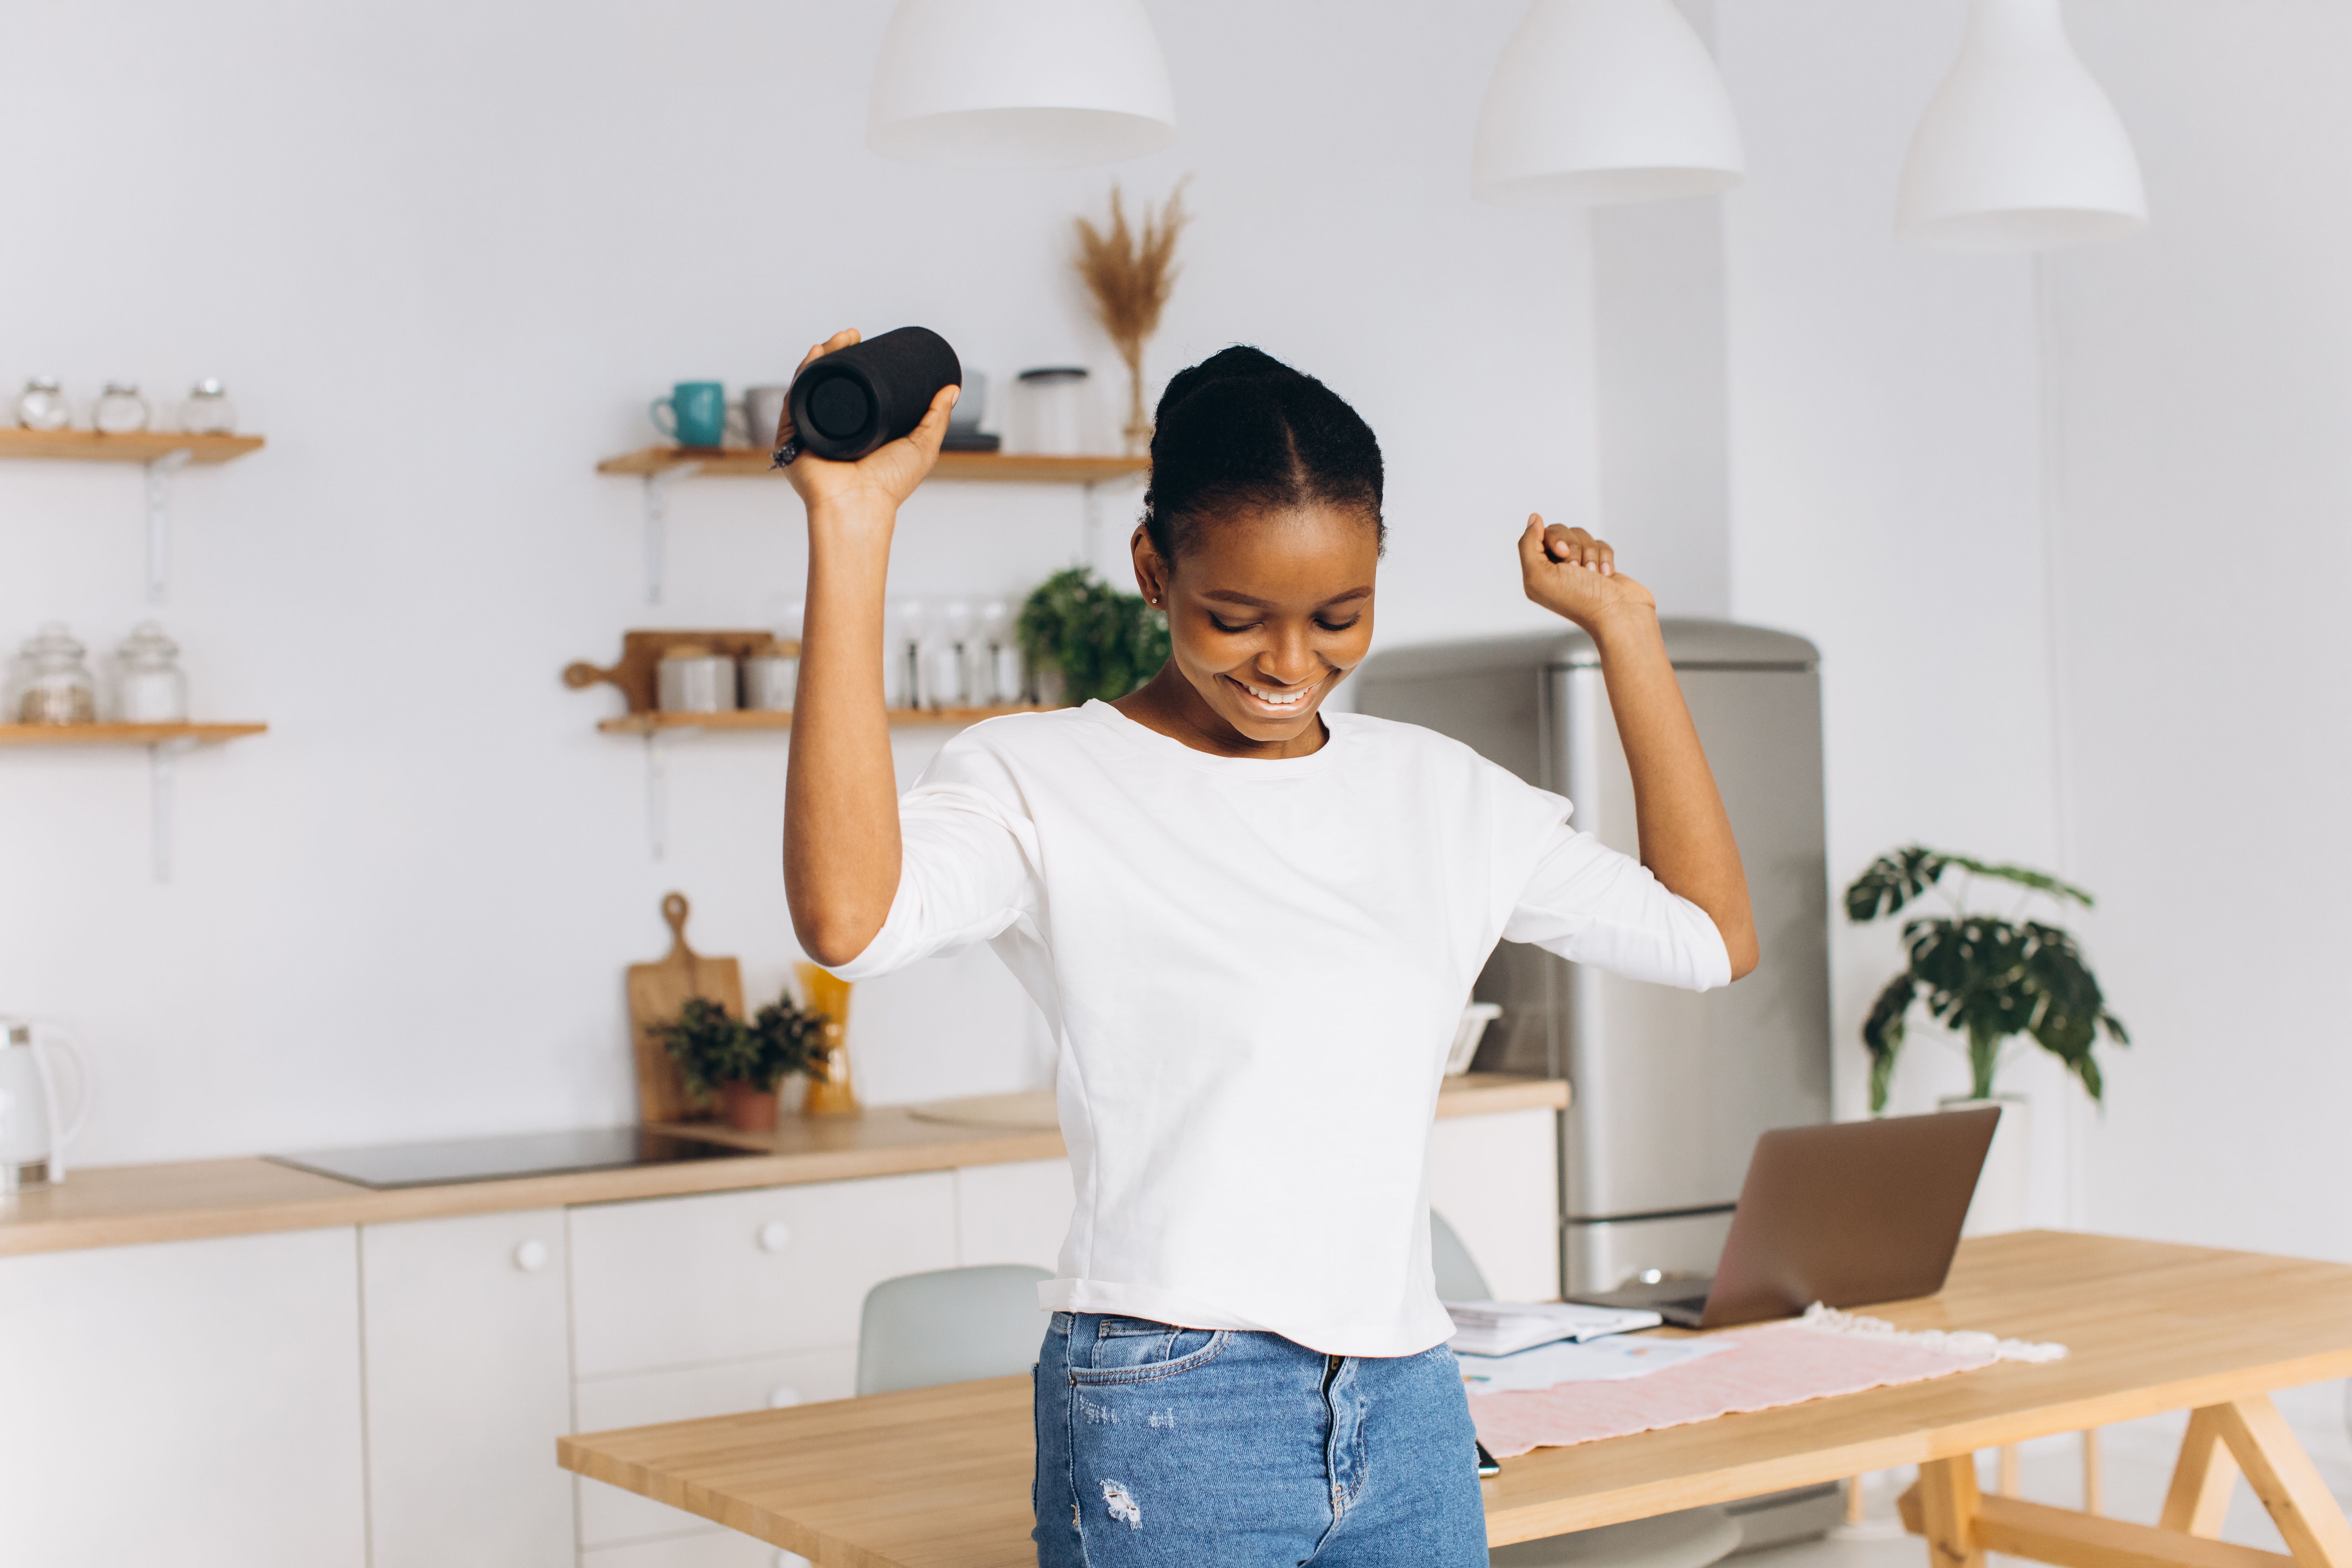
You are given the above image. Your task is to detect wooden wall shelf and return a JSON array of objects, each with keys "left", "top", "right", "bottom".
[
  {"left": 0, "top": 430, "right": 265, "bottom": 465},
  {"left": 0, "top": 722, "right": 267, "bottom": 747},
  {"left": 600, "top": 706, "right": 1045, "bottom": 736},
  {"left": 596, "top": 446, "right": 1146, "bottom": 484}
]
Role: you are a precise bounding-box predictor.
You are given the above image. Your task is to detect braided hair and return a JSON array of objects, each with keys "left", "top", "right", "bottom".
[{"left": 1141, "top": 346, "right": 1386, "bottom": 560}]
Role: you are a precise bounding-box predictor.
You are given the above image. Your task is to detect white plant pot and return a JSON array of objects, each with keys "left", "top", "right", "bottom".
[{"left": 1940, "top": 1093, "right": 2030, "bottom": 1236}]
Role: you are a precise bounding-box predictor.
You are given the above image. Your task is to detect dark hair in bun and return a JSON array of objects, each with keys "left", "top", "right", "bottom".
[{"left": 1141, "top": 345, "right": 1385, "bottom": 560}]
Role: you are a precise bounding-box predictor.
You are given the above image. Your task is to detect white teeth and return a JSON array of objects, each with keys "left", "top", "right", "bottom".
[{"left": 1241, "top": 680, "right": 1310, "bottom": 707}]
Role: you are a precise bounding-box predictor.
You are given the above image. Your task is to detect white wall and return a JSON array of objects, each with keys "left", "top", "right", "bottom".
[
  {"left": 1713, "top": 0, "right": 2073, "bottom": 1216},
  {"left": 1716, "top": 0, "right": 2352, "bottom": 1262},
  {"left": 2052, "top": 1, "right": 2352, "bottom": 1262},
  {"left": 0, "top": 0, "right": 1609, "bottom": 1166}
]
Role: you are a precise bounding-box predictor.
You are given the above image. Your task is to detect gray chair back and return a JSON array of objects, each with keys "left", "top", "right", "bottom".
[
  {"left": 855, "top": 1263, "right": 1054, "bottom": 1396},
  {"left": 1431, "top": 1209, "right": 1493, "bottom": 1301}
]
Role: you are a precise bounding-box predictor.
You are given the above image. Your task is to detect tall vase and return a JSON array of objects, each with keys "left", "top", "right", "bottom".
[
  {"left": 1940, "top": 1093, "right": 2030, "bottom": 1235},
  {"left": 796, "top": 962, "right": 860, "bottom": 1118}
]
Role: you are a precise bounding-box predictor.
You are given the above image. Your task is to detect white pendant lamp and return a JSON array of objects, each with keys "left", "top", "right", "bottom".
[
  {"left": 1897, "top": 0, "right": 2146, "bottom": 251},
  {"left": 867, "top": 0, "right": 1177, "bottom": 170},
  {"left": 1472, "top": 0, "right": 1745, "bottom": 206}
]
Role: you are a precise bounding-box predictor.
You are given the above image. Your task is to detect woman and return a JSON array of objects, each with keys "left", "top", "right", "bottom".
[{"left": 782, "top": 335, "right": 1756, "bottom": 1568}]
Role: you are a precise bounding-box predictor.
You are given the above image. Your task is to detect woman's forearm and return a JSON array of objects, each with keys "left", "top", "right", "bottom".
[
  {"left": 1589, "top": 610, "right": 1760, "bottom": 980},
  {"left": 783, "top": 500, "right": 903, "bottom": 966}
]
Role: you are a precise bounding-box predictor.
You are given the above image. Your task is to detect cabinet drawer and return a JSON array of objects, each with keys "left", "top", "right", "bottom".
[
  {"left": 574, "top": 1349, "right": 855, "bottom": 1547},
  {"left": 568, "top": 1171, "right": 956, "bottom": 1378},
  {"left": 955, "top": 1157, "right": 1074, "bottom": 1272}
]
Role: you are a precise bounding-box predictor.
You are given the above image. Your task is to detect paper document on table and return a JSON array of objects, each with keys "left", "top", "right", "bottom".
[
  {"left": 1444, "top": 1298, "right": 1663, "bottom": 1357},
  {"left": 1456, "top": 1333, "right": 1738, "bottom": 1396}
]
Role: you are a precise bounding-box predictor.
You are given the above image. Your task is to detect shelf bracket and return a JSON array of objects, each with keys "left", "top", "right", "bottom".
[
  {"left": 148, "top": 736, "right": 197, "bottom": 883},
  {"left": 643, "top": 726, "right": 700, "bottom": 858},
  {"left": 642, "top": 463, "right": 700, "bottom": 606},
  {"left": 144, "top": 448, "right": 194, "bottom": 604}
]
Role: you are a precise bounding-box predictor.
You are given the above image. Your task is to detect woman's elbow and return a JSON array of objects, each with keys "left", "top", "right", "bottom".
[
  {"left": 794, "top": 913, "right": 879, "bottom": 971},
  {"left": 1726, "top": 926, "right": 1760, "bottom": 983}
]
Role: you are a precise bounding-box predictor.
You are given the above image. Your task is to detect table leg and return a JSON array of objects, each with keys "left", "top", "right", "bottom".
[
  {"left": 2162, "top": 1408, "right": 2241, "bottom": 1537},
  {"left": 2209, "top": 1396, "right": 2352, "bottom": 1568},
  {"left": 1900, "top": 1397, "right": 2352, "bottom": 1568},
  {"left": 1919, "top": 1454, "right": 1988, "bottom": 1568}
]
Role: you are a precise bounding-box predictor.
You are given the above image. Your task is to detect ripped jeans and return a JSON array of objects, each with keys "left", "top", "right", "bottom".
[{"left": 1032, "top": 1311, "right": 1487, "bottom": 1567}]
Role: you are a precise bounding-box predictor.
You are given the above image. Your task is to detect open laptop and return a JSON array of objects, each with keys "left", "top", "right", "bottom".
[{"left": 1566, "top": 1106, "right": 2001, "bottom": 1330}]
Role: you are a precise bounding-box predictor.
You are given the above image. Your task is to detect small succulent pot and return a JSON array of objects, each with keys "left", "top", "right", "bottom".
[{"left": 718, "top": 1080, "right": 779, "bottom": 1134}]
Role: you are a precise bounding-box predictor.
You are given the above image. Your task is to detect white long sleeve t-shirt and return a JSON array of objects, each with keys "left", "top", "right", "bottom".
[{"left": 831, "top": 700, "right": 1730, "bottom": 1357}]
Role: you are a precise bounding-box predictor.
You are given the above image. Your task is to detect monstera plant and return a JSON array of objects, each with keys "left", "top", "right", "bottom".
[{"left": 1846, "top": 846, "right": 2129, "bottom": 1114}]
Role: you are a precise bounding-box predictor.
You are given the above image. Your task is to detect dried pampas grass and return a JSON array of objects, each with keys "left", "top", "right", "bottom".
[{"left": 1073, "top": 178, "right": 1191, "bottom": 455}]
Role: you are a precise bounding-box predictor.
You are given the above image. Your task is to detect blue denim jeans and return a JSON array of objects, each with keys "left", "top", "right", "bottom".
[{"left": 1032, "top": 1311, "right": 1487, "bottom": 1567}]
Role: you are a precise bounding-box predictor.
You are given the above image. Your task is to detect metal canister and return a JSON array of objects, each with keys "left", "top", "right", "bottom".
[
  {"left": 740, "top": 642, "right": 799, "bottom": 712},
  {"left": 655, "top": 645, "right": 736, "bottom": 713}
]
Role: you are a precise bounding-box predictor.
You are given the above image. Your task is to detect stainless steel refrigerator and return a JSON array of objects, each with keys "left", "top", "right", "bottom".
[{"left": 1357, "top": 620, "right": 1831, "bottom": 1297}]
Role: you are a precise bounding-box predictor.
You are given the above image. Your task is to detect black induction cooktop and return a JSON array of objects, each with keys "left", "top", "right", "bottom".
[{"left": 267, "top": 1126, "right": 758, "bottom": 1190}]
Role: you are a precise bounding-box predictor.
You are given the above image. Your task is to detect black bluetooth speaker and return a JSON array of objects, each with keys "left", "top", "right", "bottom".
[{"left": 781, "top": 326, "right": 962, "bottom": 463}]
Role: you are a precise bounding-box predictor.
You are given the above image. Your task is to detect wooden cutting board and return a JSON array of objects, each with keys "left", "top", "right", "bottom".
[{"left": 625, "top": 892, "right": 741, "bottom": 1124}]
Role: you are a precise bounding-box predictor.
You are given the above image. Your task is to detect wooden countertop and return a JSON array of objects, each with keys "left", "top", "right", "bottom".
[{"left": 0, "top": 1074, "right": 1566, "bottom": 1259}]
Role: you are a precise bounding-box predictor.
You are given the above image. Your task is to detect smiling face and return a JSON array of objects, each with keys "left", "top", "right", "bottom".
[{"left": 1125, "top": 502, "right": 1381, "bottom": 757}]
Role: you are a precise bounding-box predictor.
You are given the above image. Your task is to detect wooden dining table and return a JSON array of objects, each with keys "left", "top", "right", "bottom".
[{"left": 558, "top": 1231, "right": 2352, "bottom": 1568}]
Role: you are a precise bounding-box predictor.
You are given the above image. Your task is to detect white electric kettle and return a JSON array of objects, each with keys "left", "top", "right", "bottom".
[{"left": 0, "top": 1019, "right": 90, "bottom": 1189}]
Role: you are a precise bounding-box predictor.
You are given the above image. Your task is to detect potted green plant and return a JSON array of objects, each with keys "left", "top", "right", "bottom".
[
  {"left": 1846, "top": 846, "right": 2129, "bottom": 1232},
  {"left": 650, "top": 991, "right": 825, "bottom": 1133},
  {"left": 1018, "top": 566, "right": 1170, "bottom": 706}
]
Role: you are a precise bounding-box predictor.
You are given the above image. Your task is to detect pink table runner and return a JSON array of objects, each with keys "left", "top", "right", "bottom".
[{"left": 1470, "top": 1311, "right": 2051, "bottom": 1459}]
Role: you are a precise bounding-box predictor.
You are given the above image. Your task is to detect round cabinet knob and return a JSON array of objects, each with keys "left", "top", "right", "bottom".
[
  {"left": 767, "top": 1385, "right": 802, "bottom": 1409},
  {"left": 512, "top": 1240, "right": 550, "bottom": 1273},
  {"left": 757, "top": 1220, "right": 792, "bottom": 1253}
]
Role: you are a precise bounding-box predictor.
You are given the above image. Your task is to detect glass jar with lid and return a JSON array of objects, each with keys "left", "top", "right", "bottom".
[
  {"left": 177, "top": 379, "right": 236, "bottom": 435},
  {"left": 11, "top": 624, "right": 98, "bottom": 725},
  {"left": 113, "top": 621, "right": 189, "bottom": 722},
  {"left": 15, "top": 377, "right": 71, "bottom": 432},
  {"left": 92, "top": 381, "right": 150, "bottom": 435}
]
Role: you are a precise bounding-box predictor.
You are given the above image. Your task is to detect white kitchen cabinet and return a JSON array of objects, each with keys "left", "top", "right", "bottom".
[
  {"left": 0, "top": 1227, "right": 367, "bottom": 1567},
  {"left": 575, "top": 1348, "right": 855, "bottom": 1547},
  {"left": 1427, "top": 1105, "right": 1561, "bottom": 1300},
  {"left": 584, "top": 1532, "right": 808, "bottom": 1568},
  {"left": 362, "top": 1208, "right": 576, "bottom": 1568},
  {"left": 955, "top": 1156, "right": 1074, "bottom": 1271},
  {"left": 568, "top": 1171, "right": 957, "bottom": 1378}
]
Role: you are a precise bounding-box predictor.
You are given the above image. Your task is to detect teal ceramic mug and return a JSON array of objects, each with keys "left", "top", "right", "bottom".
[{"left": 651, "top": 381, "right": 728, "bottom": 448}]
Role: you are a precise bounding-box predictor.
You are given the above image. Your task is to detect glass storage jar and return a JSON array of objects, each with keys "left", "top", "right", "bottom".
[
  {"left": 12, "top": 624, "right": 98, "bottom": 725},
  {"left": 177, "top": 379, "right": 236, "bottom": 435},
  {"left": 92, "top": 381, "right": 149, "bottom": 435},
  {"left": 15, "top": 377, "right": 71, "bottom": 432},
  {"left": 113, "top": 621, "right": 189, "bottom": 722}
]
